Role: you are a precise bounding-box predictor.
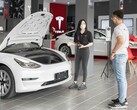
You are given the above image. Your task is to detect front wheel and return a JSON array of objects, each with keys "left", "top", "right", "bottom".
[
  {"left": 59, "top": 45, "right": 71, "bottom": 56},
  {"left": 0, "top": 66, "right": 16, "bottom": 99}
]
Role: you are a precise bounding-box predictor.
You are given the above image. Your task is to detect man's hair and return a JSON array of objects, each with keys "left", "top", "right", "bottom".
[{"left": 113, "top": 10, "right": 124, "bottom": 19}]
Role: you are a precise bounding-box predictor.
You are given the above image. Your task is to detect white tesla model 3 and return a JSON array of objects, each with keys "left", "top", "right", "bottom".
[{"left": 0, "top": 11, "right": 72, "bottom": 99}]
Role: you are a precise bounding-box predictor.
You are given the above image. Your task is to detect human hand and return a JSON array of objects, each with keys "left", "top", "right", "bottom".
[
  {"left": 79, "top": 44, "right": 85, "bottom": 48},
  {"left": 110, "top": 53, "right": 115, "bottom": 61}
]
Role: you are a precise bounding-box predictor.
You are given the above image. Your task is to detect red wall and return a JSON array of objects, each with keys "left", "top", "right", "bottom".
[
  {"left": 4, "top": 1, "right": 9, "bottom": 19},
  {"left": 50, "top": 3, "right": 67, "bottom": 36}
]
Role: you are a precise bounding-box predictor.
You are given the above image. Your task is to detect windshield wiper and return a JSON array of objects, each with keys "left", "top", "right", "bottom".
[
  {"left": 31, "top": 42, "right": 40, "bottom": 47},
  {"left": 2, "top": 43, "right": 15, "bottom": 52}
]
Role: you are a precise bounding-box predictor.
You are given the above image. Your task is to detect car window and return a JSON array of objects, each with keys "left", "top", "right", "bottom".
[
  {"left": 66, "top": 31, "right": 75, "bottom": 38},
  {"left": 94, "top": 31, "right": 106, "bottom": 40}
]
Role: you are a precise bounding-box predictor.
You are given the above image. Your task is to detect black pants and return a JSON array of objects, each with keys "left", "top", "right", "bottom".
[{"left": 74, "top": 47, "right": 90, "bottom": 82}]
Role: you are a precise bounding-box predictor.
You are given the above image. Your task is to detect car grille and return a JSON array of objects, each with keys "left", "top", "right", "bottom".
[{"left": 41, "top": 70, "right": 68, "bottom": 86}]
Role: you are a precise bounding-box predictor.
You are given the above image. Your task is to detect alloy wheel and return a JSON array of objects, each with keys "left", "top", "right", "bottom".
[
  {"left": 60, "top": 45, "right": 71, "bottom": 56},
  {"left": 0, "top": 70, "right": 11, "bottom": 96}
]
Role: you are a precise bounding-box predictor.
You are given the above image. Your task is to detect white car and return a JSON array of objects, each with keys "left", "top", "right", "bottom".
[
  {"left": 0, "top": 12, "right": 72, "bottom": 99},
  {"left": 55, "top": 29, "right": 107, "bottom": 56}
]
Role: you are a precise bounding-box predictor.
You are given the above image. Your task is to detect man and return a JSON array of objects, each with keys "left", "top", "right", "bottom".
[{"left": 108, "top": 10, "right": 129, "bottom": 109}]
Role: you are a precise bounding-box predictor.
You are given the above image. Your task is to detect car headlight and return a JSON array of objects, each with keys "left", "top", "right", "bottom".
[{"left": 14, "top": 58, "right": 41, "bottom": 68}]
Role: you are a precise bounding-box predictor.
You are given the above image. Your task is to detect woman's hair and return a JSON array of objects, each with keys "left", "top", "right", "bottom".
[{"left": 76, "top": 19, "right": 88, "bottom": 33}]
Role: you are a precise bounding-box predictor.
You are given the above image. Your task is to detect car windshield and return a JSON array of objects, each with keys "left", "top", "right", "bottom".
[
  {"left": 66, "top": 31, "right": 75, "bottom": 37},
  {"left": 96, "top": 29, "right": 106, "bottom": 34},
  {"left": 2, "top": 42, "right": 40, "bottom": 53},
  {"left": 94, "top": 31, "right": 106, "bottom": 40}
]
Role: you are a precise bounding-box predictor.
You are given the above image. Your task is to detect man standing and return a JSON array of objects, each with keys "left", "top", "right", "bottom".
[{"left": 108, "top": 10, "right": 129, "bottom": 109}]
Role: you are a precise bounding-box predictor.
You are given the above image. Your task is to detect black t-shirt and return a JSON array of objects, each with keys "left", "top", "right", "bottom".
[{"left": 74, "top": 31, "right": 93, "bottom": 45}]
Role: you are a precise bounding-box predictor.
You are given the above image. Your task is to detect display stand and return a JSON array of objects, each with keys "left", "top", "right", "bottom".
[
  {"left": 101, "top": 41, "right": 113, "bottom": 78},
  {"left": 101, "top": 27, "right": 113, "bottom": 78}
]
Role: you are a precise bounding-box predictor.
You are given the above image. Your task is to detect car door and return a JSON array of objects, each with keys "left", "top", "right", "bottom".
[{"left": 94, "top": 31, "right": 107, "bottom": 56}]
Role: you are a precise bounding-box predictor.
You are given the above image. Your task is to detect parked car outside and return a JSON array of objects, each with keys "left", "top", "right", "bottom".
[
  {"left": 55, "top": 29, "right": 107, "bottom": 56},
  {"left": 0, "top": 11, "right": 72, "bottom": 99}
]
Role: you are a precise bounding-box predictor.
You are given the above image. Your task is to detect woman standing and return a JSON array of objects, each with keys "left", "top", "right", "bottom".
[{"left": 68, "top": 19, "right": 93, "bottom": 90}]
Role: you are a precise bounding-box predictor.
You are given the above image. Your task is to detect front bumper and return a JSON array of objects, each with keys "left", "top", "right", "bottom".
[{"left": 14, "top": 62, "right": 72, "bottom": 93}]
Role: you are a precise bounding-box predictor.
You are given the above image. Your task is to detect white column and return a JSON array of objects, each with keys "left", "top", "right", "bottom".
[
  {"left": 75, "top": 0, "right": 94, "bottom": 77},
  {"left": 43, "top": 0, "right": 50, "bottom": 12},
  {"left": 24, "top": 0, "right": 31, "bottom": 18},
  {"left": 43, "top": 0, "right": 50, "bottom": 34}
]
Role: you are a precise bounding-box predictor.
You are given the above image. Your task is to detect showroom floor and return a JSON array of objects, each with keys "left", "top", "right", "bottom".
[{"left": 1, "top": 32, "right": 137, "bottom": 110}]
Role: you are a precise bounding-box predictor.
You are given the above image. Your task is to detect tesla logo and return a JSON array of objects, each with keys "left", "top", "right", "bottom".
[
  {"left": 55, "top": 16, "right": 64, "bottom": 33},
  {"left": 56, "top": 16, "right": 64, "bottom": 29}
]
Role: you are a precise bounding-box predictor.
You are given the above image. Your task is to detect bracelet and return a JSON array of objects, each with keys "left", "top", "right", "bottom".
[{"left": 112, "top": 51, "right": 115, "bottom": 54}]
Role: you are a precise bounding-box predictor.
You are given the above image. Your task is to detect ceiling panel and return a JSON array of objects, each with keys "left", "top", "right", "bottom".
[{"left": 44, "top": 0, "right": 109, "bottom": 5}]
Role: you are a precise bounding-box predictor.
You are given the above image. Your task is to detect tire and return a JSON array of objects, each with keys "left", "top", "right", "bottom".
[
  {"left": 59, "top": 45, "right": 71, "bottom": 56},
  {"left": 0, "top": 66, "right": 16, "bottom": 99}
]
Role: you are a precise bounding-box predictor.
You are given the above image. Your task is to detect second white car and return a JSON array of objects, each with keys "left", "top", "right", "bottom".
[{"left": 55, "top": 29, "right": 107, "bottom": 56}]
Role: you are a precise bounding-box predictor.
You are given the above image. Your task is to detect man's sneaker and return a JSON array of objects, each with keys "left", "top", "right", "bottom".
[
  {"left": 112, "top": 98, "right": 128, "bottom": 105},
  {"left": 108, "top": 102, "right": 127, "bottom": 109},
  {"left": 78, "top": 84, "right": 87, "bottom": 90},
  {"left": 68, "top": 83, "right": 78, "bottom": 89}
]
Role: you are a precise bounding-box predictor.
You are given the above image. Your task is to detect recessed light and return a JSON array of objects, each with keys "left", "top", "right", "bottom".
[{"left": 67, "top": 2, "right": 70, "bottom": 5}]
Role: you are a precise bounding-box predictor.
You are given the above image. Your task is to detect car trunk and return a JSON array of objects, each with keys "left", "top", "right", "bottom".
[
  {"left": 26, "top": 51, "right": 64, "bottom": 64},
  {"left": 4, "top": 48, "right": 65, "bottom": 64}
]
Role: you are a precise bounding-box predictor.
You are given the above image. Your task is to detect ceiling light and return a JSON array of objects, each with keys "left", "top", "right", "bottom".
[{"left": 67, "top": 2, "right": 70, "bottom": 5}]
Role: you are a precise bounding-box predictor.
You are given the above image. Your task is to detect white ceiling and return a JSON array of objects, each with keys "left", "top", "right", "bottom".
[{"left": 45, "top": 0, "right": 109, "bottom": 5}]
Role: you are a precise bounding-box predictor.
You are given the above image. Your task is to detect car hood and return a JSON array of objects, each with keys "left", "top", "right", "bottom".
[{"left": 0, "top": 11, "right": 53, "bottom": 50}]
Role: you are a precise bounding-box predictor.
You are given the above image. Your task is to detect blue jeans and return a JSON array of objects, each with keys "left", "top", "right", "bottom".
[{"left": 112, "top": 54, "right": 128, "bottom": 103}]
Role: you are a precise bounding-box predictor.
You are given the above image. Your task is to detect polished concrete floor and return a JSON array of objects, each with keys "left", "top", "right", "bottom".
[
  {"left": 1, "top": 59, "right": 137, "bottom": 110},
  {"left": 1, "top": 32, "right": 137, "bottom": 110}
]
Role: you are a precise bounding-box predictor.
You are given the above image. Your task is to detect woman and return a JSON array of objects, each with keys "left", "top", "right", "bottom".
[{"left": 68, "top": 19, "right": 93, "bottom": 90}]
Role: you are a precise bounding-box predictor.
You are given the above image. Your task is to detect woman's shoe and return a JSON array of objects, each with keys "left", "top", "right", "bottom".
[
  {"left": 78, "top": 84, "right": 87, "bottom": 90},
  {"left": 68, "top": 83, "right": 78, "bottom": 89}
]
